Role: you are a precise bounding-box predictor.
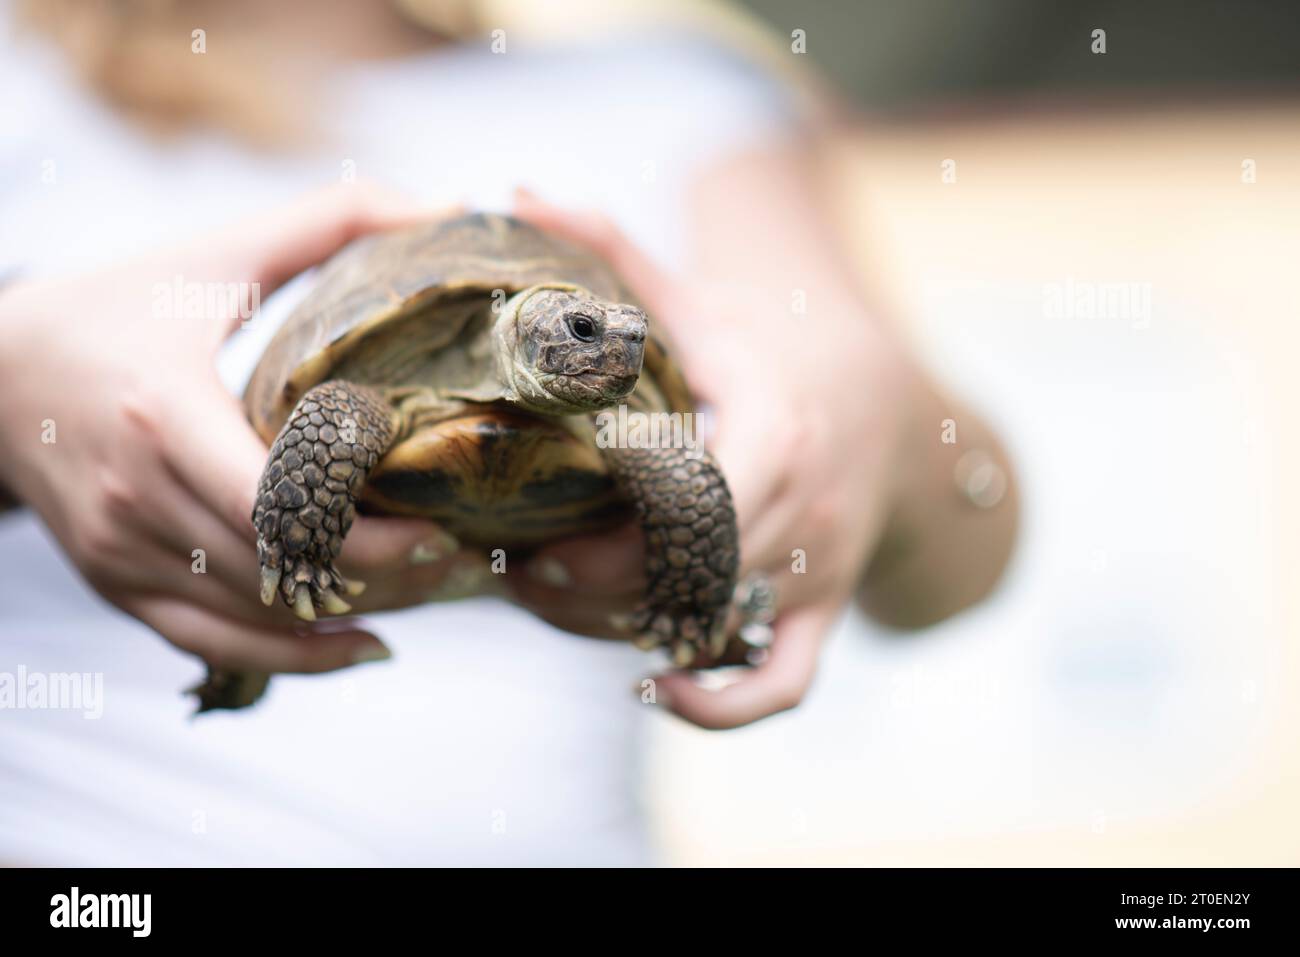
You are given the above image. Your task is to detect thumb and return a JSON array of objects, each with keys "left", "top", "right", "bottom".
[
  {"left": 173, "top": 181, "right": 459, "bottom": 341},
  {"left": 137, "top": 596, "right": 392, "bottom": 676}
]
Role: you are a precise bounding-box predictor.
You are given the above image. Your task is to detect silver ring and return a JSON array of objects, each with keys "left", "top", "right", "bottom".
[{"left": 733, "top": 574, "right": 778, "bottom": 649}]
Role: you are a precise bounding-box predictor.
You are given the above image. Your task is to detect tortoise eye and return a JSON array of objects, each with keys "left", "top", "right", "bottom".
[{"left": 566, "top": 314, "right": 598, "bottom": 342}]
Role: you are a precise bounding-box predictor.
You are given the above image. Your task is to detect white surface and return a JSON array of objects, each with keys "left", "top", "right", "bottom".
[{"left": 0, "top": 19, "right": 790, "bottom": 865}]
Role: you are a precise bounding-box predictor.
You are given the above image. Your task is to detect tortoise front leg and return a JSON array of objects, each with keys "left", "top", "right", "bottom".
[
  {"left": 253, "top": 380, "right": 396, "bottom": 617},
  {"left": 604, "top": 444, "right": 740, "bottom": 666},
  {"left": 191, "top": 380, "right": 395, "bottom": 713}
]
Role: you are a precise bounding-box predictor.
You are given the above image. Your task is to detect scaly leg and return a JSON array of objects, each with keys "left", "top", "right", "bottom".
[
  {"left": 604, "top": 444, "right": 740, "bottom": 666},
  {"left": 253, "top": 380, "right": 395, "bottom": 616}
]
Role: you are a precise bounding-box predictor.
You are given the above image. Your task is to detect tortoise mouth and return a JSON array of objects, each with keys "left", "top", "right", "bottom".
[
  {"left": 576, "top": 371, "right": 638, "bottom": 391},
  {"left": 543, "top": 369, "right": 639, "bottom": 409}
]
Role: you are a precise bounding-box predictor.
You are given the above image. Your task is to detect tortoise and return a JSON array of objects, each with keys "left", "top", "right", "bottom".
[{"left": 193, "top": 212, "right": 739, "bottom": 710}]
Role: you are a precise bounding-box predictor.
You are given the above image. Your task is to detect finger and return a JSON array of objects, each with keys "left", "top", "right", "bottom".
[
  {"left": 155, "top": 378, "right": 272, "bottom": 541},
  {"left": 134, "top": 596, "right": 390, "bottom": 674},
  {"left": 89, "top": 432, "right": 257, "bottom": 599},
  {"left": 508, "top": 522, "right": 645, "bottom": 597},
  {"left": 78, "top": 510, "right": 282, "bottom": 625},
  {"left": 133, "top": 456, "right": 278, "bottom": 603},
  {"left": 342, "top": 552, "right": 477, "bottom": 614},
  {"left": 708, "top": 414, "right": 786, "bottom": 546},
  {"left": 337, "top": 516, "right": 460, "bottom": 577},
  {"left": 514, "top": 593, "right": 642, "bottom": 642},
  {"left": 513, "top": 188, "right": 681, "bottom": 323},
  {"left": 650, "top": 602, "right": 837, "bottom": 730},
  {"left": 727, "top": 483, "right": 827, "bottom": 582}
]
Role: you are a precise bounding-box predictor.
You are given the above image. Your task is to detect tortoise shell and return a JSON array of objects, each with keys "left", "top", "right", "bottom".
[{"left": 244, "top": 213, "right": 692, "bottom": 546}]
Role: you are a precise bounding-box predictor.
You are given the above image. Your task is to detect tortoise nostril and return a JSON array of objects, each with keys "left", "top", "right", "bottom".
[
  {"left": 611, "top": 320, "right": 647, "bottom": 343},
  {"left": 604, "top": 305, "right": 647, "bottom": 344}
]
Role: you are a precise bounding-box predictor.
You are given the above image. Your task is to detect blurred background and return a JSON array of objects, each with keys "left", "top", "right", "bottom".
[
  {"left": 742, "top": 0, "right": 1300, "bottom": 109},
  {"left": 2, "top": 0, "right": 1296, "bottom": 866},
  {"left": 651, "top": 0, "right": 1299, "bottom": 865}
]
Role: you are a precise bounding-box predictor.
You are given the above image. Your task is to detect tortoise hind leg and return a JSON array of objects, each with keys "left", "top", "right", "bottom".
[
  {"left": 253, "top": 379, "right": 396, "bottom": 618},
  {"left": 189, "top": 380, "right": 396, "bottom": 714},
  {"left": 188, "top": 669, "right": 271, "bottom": 714},
  {"left": 604, "top": 444, "right": 740, "bottom": 666}
]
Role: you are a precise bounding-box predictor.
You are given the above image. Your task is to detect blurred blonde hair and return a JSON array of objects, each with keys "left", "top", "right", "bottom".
[
  {"left": 17, "top": 0, "right": 329, "bottom": 146},
  {"left": 17, "top": 0, "right": 831, "bottom": 146}
]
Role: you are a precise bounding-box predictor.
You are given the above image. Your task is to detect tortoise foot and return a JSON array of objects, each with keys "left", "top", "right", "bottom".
[
  {"left": 604, "top": 444, "right": 740, "bottom": 668},
  {"left": 259, "top": 553, "right": 359, "bottom": 621},
  {"left": 630, "top": 603, "right": 730, "bottom": 668}
]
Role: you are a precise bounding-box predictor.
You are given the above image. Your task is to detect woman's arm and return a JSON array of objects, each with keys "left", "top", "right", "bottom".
[
  {"left": 686, "top": 141, "right": 1019, "bottom": 629},
  {"left": 861, "top": 380, "right": 1019, "bottom": 628}
]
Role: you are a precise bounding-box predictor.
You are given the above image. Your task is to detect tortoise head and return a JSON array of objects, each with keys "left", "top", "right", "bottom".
[{"left": 495, "top": 283, "right": 647, "bottom": 414}]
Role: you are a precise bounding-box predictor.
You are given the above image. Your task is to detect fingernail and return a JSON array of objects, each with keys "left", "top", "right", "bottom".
[
  {"left": 426, "top": 557, "right": 500, "bottom": 601},
  {"left": 350, "top": 643, "right": 392, "bottom": 665},
  {"left": 410, "top": 530, "right": 459, "bottom": 565},
  {"left": 693, "top": 670, "right": 742, "bottom": 691},
  {"left": 527, "top": 556, "right": 572, "bottom": 587}
]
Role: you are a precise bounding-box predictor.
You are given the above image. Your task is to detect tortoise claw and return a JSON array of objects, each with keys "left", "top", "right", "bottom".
[
  {"left": 291, "top": 584, "right": 316, "bottom": 621},
  {"left": 630, "top": 611, "right": 750, "bottom": 668},
  {"left": 262, "top": 555, "right": 359, "bottom": 618},
  {"left": 260, "top": 566, "right": 282, "bottom": 606},
  {"left": 319, "top": 588, "right": 352, "bottom": 616},
  {"left": 708, "top": 623, "right": 729, "bottom": 660}
]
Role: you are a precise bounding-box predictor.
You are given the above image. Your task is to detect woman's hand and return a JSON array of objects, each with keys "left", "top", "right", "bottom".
[
  {"left": 0, "top": 183, "right": 468, "bottom": 680},
  {"left": 510, "top": 188, "right": 918, "bottom": 730}
]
